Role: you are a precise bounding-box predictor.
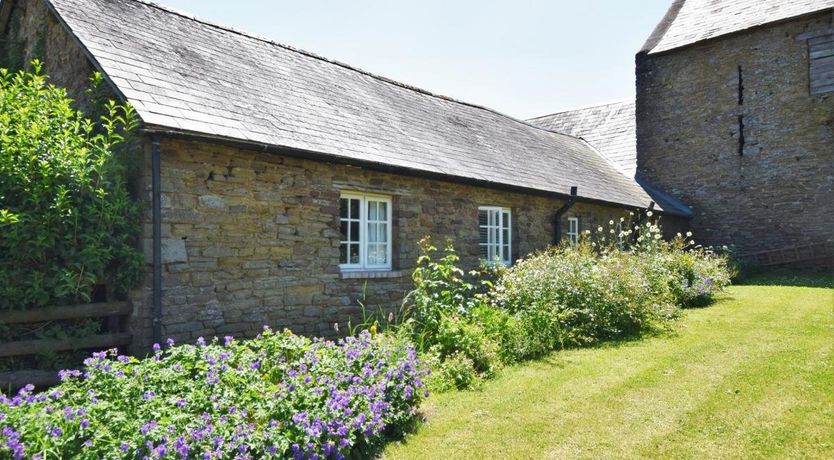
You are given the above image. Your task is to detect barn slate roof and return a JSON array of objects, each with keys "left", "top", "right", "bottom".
[
  {"left": 43, "top": 0, "right": 679, "bottom": 213},
  {"left": 527, "top": 100, "right": 636, "bottom": 178},
  {"left": 643, "top": 0, "right": 834, "bottom": 54}
]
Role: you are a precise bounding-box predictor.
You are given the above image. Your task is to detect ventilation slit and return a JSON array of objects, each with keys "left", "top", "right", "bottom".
[
  {"left": 738, "top": 115, "right": 745, "bottom": 155},
  {"left": 737, "top": 65, "right": 744, "bottom": 105}
]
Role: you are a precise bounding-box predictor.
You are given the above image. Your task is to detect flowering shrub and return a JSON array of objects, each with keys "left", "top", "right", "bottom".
[
  {"left": 625, "top": 216, "right": 734, "bottom": 307},
  {"left": 0, "top": 328, "right": 426, "bottom": 459},
  {"left": 405, "top": 220, "right": 733, "bottom": 389},
  {"left": 493, "top": 243, "right": 678, "bottom": 349}
]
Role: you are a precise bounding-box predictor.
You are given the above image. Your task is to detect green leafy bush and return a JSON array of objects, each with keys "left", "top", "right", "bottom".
[
  {"left": 493, "top": 243, "right": 678, "bottom": 350},
  {"left": 627, "top": 218, "right": 734, "bottom": 308},
  {"left": 404, "top": 220, "right": 733, "bottom": 390},
  {"left": 0, "top": 62, "right": 142, "bottom": 309},
  {"left": 423, "top": 350, "right": 479, "bottom": 392},
  {"left": 402, "top": 238, "right": 479, "bottom": 347},
  {"left": 0, "top": 328, "right": 427, "bottom": 459}
]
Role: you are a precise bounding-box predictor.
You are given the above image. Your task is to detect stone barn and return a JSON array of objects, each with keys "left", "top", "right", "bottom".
[
  {"left": 531, "top": 0, "right": 834, "bottom": 269},
  {"left": 0, "top": 0, "right": 690, "bottom": 351}
]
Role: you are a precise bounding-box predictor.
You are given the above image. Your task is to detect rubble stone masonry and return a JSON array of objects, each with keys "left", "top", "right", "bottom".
[
  {"left": 636, "top": 11, "right": 834, "bottom": 265},
  {"left": 128, "top": 137, "right": 644, "bottom": 351}
]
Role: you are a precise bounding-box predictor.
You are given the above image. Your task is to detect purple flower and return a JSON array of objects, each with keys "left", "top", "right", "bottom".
[
  {"left": 197, "top": 337, "right": 206, "bottom": 347},
  {"left": 49, "top": 426, "right": 62, "bottom": 437},
  {"left": 224, "top": 336, "right": 234, "bottom": 346},
  {"left": 152, "top": 343, "right": 161, "bottom": 352},
  {"left": 166, "top": 338, "right": 175, "bottom": 347}
]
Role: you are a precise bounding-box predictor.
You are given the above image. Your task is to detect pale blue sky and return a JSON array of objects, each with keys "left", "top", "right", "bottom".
[{"left": 161, "top": 0, "right": 671, "bottom": 119}]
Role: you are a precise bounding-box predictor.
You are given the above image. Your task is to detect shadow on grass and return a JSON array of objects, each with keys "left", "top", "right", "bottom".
[{"left": 734, "top": 271, "right": 833, "bottom": 289}]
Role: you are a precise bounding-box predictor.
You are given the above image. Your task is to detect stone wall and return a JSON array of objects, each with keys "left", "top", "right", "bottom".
[
  {"left": 1, "top": 0, "right": 97, "bottom": 108},
  {"left": 2, "top": 1, "right": 689, "bottom": 352},
  {"left": 636, "top": 12, "right": 834, "bottom": 267},
  {"left": 129, "top": 137, "right": 656, "bottom": 351}
]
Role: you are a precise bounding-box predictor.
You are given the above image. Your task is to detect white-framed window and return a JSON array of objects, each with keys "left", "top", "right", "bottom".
[
  {"left": 339, "top": 193, "right": 392, "bottom": 271},
  {"left": 478, "top": 206, "right": 511, "bottom": 265},
  {"left": 567, "top": 217, "right": 579, "bottom": 245}
]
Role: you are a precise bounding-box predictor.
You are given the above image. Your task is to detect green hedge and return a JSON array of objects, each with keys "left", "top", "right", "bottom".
[{"left": 0, "top": 63, "right": 142, "bottom": 309}]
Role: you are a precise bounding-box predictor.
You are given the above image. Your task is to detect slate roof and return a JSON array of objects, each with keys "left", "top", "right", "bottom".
[
  {"left": 643, "top": 0, "right": 834, "bottom": 54},
  {"left": 41, "top": 0, "right": 677, "bottom": 213},
  {"left": 527, "top": 100, "right": 636, "bottom": 178}
]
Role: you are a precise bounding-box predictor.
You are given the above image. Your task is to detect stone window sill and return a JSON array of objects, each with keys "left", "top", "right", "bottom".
[{"left": 340, "top": 270, "right": 404, "bottom": 280}]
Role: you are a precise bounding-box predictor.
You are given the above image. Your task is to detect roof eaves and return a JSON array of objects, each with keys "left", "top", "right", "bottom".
[{"left": 142, "top": 124, "right": 665, "bottom": 213}]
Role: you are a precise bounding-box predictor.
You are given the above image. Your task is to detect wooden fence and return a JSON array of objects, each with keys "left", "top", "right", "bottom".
[
  {"left": 743, "top": 242, "right": 830, "bottom": 267},
  {"left": 0, "top": 301, "right": 132, "bottom": 391}
]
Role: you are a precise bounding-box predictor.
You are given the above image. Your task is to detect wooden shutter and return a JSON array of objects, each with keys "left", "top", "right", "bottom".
[{"left": 809, "top": 34, "right": 834, "bottom": 95}]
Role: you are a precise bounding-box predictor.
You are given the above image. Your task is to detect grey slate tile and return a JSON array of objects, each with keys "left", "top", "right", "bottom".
[
  {"left": 643, "top": 0, "right": 833, "bottom": 54},
  {"left": 49, "top": 0, "right": 670, "bottom": 211}
]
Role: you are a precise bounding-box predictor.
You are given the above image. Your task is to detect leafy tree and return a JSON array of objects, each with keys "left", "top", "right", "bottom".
[{"left": 0, "top": 61, "right": 142, "bottom": 309}]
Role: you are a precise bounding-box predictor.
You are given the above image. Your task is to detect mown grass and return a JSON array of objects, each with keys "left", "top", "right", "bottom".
[{"left": 384, "top": 282, "right": 834, "bottom": 459}]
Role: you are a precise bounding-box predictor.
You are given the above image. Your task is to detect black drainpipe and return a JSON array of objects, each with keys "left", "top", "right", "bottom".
[
  {"left": 553, "top": 186, "right": 578, "bottom": 244},
  {"left": 151, "top": 136, "right": 162, "bottom": 345}
]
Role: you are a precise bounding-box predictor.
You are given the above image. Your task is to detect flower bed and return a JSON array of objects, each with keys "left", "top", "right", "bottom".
[
  {"left": 0, "top": 328, "right": 426, "bottom": 459},
  {"left": 401, "top": 220, "right": 733, "bottom": 391}
]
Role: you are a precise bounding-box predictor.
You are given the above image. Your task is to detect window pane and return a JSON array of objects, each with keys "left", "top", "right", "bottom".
[
  {"left": 340, "top": 244, "right": 348, "bottom": 264},
  {"left": 378, "top": 202, "right": 387, "bottom": 220},
  {"left": 502, "top": 228, "right": 509, "bottom": 246},
  {"left": 502, "top": 211, "right": 510, "bottom": 229},
  {"left": 349, "top": 244, "right": 360, "bottom": 264},
  {"left": 479, "top": 225, "right": 488, "bottom": 245},
  {"left": 350, "top": 199, "right": 360, "bottom": 219},
  {"left": 478, "top": 210, "right": 488, "bottom": 227},
  {"left": 378, "top": 223, "right": 388, "bottom": 243},
  {"left": 368, "top": 243, "right": 387, "bottom": 265},
  {"left": 350, "top": 221, "right": 360, "bottom": 242},
  {"left": 340, "top": 198, "right": 348, "bottom": 218},
  {"left": 368, "top": 201, "right": 378, "bottom": 220},
  {"left": 368, "top": 223, "right": 378, "bottom": 243},
  {"left": 503, "top": 245, "right": 510, "bottom": 262},
  {"left": 479, "top": 244, "right": 488, "bottom": 259},
  {"left": 340, "top": 221, "right": 348, "bottom": 241}
]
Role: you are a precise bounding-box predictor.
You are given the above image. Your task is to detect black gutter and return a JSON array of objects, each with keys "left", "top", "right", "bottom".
[
  {"left": 140, "top": 126, "right": 685, "bottom": 218},
  {"left": 553, "top": 186, "right": 578, "bottom": 245},
  {"left": 151, "top": 136, "right": 162, "bottom": 345}
]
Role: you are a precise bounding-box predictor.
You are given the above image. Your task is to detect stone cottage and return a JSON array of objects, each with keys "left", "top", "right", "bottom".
[
  {"left": 531, "top": 0, "right": 834, "bottom": 268},
  {"left": 0, "top": 0, "right": 692, "bottom": 350}
]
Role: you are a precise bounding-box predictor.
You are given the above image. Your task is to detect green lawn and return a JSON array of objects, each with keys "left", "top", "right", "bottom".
[{"left": 384, "top": 281, "right": 834, "bottom": 459}]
